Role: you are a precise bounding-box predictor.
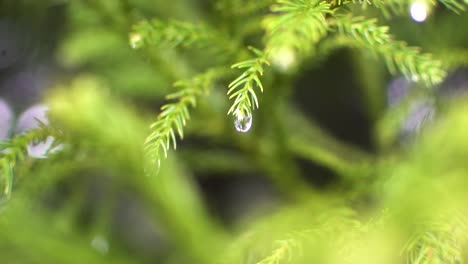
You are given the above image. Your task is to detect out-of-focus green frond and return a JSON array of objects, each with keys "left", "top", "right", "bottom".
[
  {"left": 221, "top": 201, "right": 361, "bottom": 264},
  {"left": 404, "top": 214, "right": 468, "bottom": 264},
  {"left": 333, "top": 16, "right": 446, "bottom": 86},
  {"left": 130, "top": 19, "right": 234, "bottom": 54},
  {"left": 346, "top": 0, "right": 466, "bottom": 15},
  {"left": 438, "top": 0, "right": 466, "bottom": 13},
  {"left": 216, "top": 0, "right": 274, "bottom": 16},
  {"left": 262, "top": 0, "right": 331, "bottom": 58}
]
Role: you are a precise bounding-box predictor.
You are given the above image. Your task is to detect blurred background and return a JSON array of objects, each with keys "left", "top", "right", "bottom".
[{"left": 0, "top": 0, "right": 467, "bottom": 263}]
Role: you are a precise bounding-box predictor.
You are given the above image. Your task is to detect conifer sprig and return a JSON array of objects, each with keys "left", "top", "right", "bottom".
[
  {"left": 404, "top": 215, "right": 468, "bottom": 264},
  {"left": 145, "top": 69, "right": 221, "bottom": 170},
  {"left": 334, "top": 16, "right": 446, "bottom": 86},
  {"left": 227, "top": 47, "right": 270, "bottom": 120},
  {"left": 262, "top": 0, "right": 331, "bottom": 57}
]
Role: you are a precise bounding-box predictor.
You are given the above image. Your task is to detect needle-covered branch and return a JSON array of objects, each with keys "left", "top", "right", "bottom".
[
  {"left": 227, "top": 47, "right": 270, "bottom": 120},
  {"left": 145, "top": 69, "right": 222, "bottom": 171}
]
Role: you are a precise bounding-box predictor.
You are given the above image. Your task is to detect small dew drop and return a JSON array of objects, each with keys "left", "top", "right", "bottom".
[
  {"left": 271, "top": 47, "right": 296, "bottom": 72},
  {"left": 154, "top": 159, "right": 161, "bottom": 176},
  {"left": 145, "top": 158, "right": 161, "bottom": 176},
  {"left": 234, "top": 114, "right": 252, "bottom": 133},
  {"left": 410, "top": 1, "right": 428, "bottom": 23},
  {"left": 90, "top": 234, "right": 109, "bottom": 255},
  {"left": 130, "top": 33, "right": 142, "bottom": 49}
]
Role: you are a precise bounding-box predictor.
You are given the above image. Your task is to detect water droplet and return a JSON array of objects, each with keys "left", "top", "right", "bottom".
[
  {"left": 129, "top": 33, "right": 142, "bottom": 49},
  {"left": 410, "top": 1, "right": 428, "bottom": 23},
  {"left": 271, "top": 47, "right": 296, "bottom": 72},
  {"left": 145, "top": 157, "right": 161, "bottom": 176},
  {"left": 90, "top": 234, "right": 109, "bottom": 255},
  {"left": 234, "top": 114, "right": 252, "bottom": 133}
]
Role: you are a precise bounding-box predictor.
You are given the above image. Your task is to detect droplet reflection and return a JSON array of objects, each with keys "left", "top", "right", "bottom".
[
  {"left": 234, "top": 114, "right": 252, "bottom": 133},
  {"left": 130, "top": 33, "right": 142, "bottom": 49},
  {"left": 90, "top": 234, "right": 109, "bottom": 255}
]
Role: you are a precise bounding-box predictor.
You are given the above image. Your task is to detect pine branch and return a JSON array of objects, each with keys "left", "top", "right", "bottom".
[
  {"left": 144, "top": 69, "right": 222, "bottom": 171},
  {"left": 0, "top": 124, "right": 62, "bottom": 198},
  {"left": 227, "top": 47, "right": 270, "bottom": 120},
  {"left": 333, "top": 16, "right": 446, "bottom": 86},
  {"left": 130, "top": 19, "right": 234, "bottom": 53},
  {"left": 262, "top": 0, "right": 331, "bottom": 58}
]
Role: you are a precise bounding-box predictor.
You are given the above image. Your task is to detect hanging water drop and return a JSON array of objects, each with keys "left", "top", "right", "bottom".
[
  {"left": 271, "top": 47, "right": 296, "bottom": 72},
  {"left": 234, "top": 114, "right": 252, "bottom": 133},
  {"left": 90, "top": 234, "right": 109, "bottom": 255}
]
